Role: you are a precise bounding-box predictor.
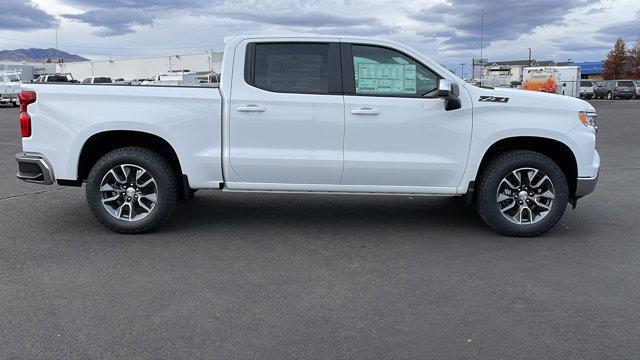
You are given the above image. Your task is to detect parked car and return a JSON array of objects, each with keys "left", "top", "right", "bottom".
[
  {"left": 81, "top": 77, "right": 113, "bottom": 84},
  {"left": 633, "top": 80, "right": 640, "bottom": 99},
  {"left": 0, "top": 71, "right": 21, "bottom": 107},
  {"left": 593, "top": 81, "right": 610, "bottom": 99},
  {"left": 610, "top": 80, "right": 636, "bottom": 99},
  {"left": 113, "top": 78, "right": 126, "bottom": 84},
  {"left": 579, "top": 80, "right": 595, "bottom": 99},
  {"left": 15, "top": 35, "right": 599, "bottom": 237},
  {"left": 130, "top": 79, "right": 148, "bottom": 85},
  {"left": 34, "top": 73, "right": 77, "bottom": 83}
]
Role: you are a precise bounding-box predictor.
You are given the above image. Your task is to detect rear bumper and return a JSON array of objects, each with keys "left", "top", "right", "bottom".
[
  {"left": 15, "top": 153, "right": 55, "bottom": 185},
  {"left": 575, "top": 173, "right": 599, "bottom": 198}
]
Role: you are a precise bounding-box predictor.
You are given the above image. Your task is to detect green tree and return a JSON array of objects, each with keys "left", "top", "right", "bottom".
[
  {"left": 626, "top": 40, "right": 640, "bottom": 79},
  {"left": 603, "top": 37, "right": 626, "bottom": 80}
]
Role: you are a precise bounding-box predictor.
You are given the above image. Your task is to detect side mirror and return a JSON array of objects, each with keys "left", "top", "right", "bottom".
[
  {"left": 438, "top": 79, "right": 453, "bottom": 97},
  {"left": 438, "top": 79, "right": 462, "bottom": 111}
]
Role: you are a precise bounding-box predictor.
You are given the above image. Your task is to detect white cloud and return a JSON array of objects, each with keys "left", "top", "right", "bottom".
[{"left": 2, "top": 0, "right": 639, "bottom": 70}]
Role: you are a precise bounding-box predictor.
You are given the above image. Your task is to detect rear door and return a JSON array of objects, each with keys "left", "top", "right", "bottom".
[{"left": 228, "top": 40, "right": 345, "bottom": 185}]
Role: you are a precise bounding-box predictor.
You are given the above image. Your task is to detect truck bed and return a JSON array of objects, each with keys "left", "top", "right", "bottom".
[{"left": 21, "top": 83, "right": 223, "bottom": 188}]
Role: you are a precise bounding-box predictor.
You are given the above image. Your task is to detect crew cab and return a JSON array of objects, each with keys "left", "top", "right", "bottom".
[{"left": 15, "top": 35, "right": 600, "bottom": 236}]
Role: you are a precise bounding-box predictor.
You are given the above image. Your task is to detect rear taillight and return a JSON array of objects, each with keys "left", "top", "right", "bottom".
[
  {"left": 18, "top": 90, "right": 36, "bottom": 138},
  {"left": 20, "top": 112, "right": 31, "bottom": 137}
]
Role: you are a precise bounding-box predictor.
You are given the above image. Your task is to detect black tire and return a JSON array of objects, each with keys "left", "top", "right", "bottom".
[
  {"left": 86, "top": 147, "right": 177, "bottom": 234},
  {"left": 476, "top": 150, "right": 569, "bottom": 237}
]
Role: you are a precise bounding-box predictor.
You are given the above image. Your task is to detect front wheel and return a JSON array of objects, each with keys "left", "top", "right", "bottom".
[
  {"left": 476, "top": 151, "right": 569, "bottom": 237},
  {"left": 86, "top": 147, "right": 177, "bottom": 233}
]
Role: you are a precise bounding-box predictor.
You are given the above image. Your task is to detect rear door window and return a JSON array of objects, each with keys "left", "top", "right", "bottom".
[{"left": 249, "top": 43, "right": 332, "bottom": 94}]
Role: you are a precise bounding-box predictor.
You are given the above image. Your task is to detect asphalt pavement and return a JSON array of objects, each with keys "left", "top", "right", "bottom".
[{"left": 1, "top": 100, "right": 639, "bottom": 359}]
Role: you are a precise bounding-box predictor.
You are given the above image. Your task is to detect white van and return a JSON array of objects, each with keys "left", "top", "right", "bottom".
[{"left": 144, "top": 72, "right": 199, "bottom": 87}]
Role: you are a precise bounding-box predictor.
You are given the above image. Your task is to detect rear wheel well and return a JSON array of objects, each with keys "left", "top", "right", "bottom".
[
  {"left": 476, "top": 137, "right": 578, "bottom": 198},
  {"left": 77, "top": 131, "right": 188, "bottom": 195}
]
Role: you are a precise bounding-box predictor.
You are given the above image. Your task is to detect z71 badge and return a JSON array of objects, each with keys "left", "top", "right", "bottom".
[{"left": 479, "top": 96, "right": 509, "bottom": 103}]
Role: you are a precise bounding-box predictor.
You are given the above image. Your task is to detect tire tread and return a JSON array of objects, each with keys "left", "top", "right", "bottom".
[{"left": 476, "top": 150, "right": 568, "bottom": 237}]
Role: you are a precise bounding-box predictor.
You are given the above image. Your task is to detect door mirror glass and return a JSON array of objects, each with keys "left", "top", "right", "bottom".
[
  {"left": 438, "top": 79, "right": 453, "bottom": 97},
  {"left": 438, "top": 79, "right": 460, "bottom": 98}
]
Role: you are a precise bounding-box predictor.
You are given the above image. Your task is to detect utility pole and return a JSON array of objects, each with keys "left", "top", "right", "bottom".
[
  {"left": 459, "top": 63, "right": 466, "bottom": 79},
  {"left": 55, "top": 27, "right": 60, "bottom": 63},
  {"left": 528, "top": 48, "right": 532, "bottom": 67},
  {"left": 480, "top": 8, "right": 484, "bottom": 77}
]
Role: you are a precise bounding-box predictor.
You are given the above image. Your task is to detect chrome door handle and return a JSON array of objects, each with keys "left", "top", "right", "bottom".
[
  {"left": 236, "top": 104, "right": 266, "bottom": 112},
  {"left": 350, "top": 107, "right": 379, "bottom": 115}
]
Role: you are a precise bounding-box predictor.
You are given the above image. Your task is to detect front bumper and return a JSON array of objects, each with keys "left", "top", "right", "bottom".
[
  {"left": 575, "top": 172, "right": 599, "bottom": 198},
  {"left": 15, "top": 153, "right": 55, "bottom": 185}
]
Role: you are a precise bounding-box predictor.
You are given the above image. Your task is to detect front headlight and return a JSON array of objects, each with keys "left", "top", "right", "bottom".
[{"left": 579, "top": 111, "right": 598, "bottom": 132}]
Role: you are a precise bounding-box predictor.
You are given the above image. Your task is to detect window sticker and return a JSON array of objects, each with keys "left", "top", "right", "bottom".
[{"left": 355, "top": 63, "right": 416, "bottom": 95}]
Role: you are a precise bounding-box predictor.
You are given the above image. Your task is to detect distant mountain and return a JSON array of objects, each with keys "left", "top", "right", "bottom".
[{"left": 0, "top": 48, "right": 88, "bottom": 63}]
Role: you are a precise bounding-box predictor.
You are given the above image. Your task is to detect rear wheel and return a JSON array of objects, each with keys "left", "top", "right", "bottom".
[
  {"left": 476, "top": 151, "right": 569, "bottom": 237},
  {"left": 86, "top": 147, "right": 177, "bottom": 233}
]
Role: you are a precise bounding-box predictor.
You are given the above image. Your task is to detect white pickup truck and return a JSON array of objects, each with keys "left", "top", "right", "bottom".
[{"left": 15, "top": 35, "right": 599, "bottom": 236}]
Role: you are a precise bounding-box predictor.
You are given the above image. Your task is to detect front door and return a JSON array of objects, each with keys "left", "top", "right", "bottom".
[
  {"left": 341, "top": 44, "right": 472, "bottom": 189},
  {"left": 228, "top": 41, "right": 344, "bottom": 185}
]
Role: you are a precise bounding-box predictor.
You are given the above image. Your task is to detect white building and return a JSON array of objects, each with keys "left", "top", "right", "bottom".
[{"left": 56, "top": 52, "right": 223, "bottom": 81}]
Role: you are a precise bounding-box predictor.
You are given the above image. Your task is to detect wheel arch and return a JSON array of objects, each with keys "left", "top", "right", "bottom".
[
  {"left": 76, "top": 130, "right": 187, "bottom": 192},
  {"left": 475, "top": 136, "right": 578, "bottom": 198}
]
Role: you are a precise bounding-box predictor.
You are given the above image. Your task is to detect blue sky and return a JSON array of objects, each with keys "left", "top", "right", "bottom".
[{"left": 1, "top": 0, "right": 639, "bottom": 74}]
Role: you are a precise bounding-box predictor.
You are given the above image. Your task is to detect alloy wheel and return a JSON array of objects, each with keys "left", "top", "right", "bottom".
[
  {"left": 99, "top": 164, "right": 158, "bottom": 221},
  {"left": 496, "top": 167, "right": 555, "bottom": 225}
]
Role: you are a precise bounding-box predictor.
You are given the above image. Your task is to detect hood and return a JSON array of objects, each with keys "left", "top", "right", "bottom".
[{"left": 466, "top": 84, "right": 595, "bottom": 113}]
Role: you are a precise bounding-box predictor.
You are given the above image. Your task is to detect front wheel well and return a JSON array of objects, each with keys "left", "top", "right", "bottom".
[
  {"left": 77, "top": 131, "right": 189, "bottom": 196},
  {"left": 476, "top": 137, "right": 578, "bottom": 198}
]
